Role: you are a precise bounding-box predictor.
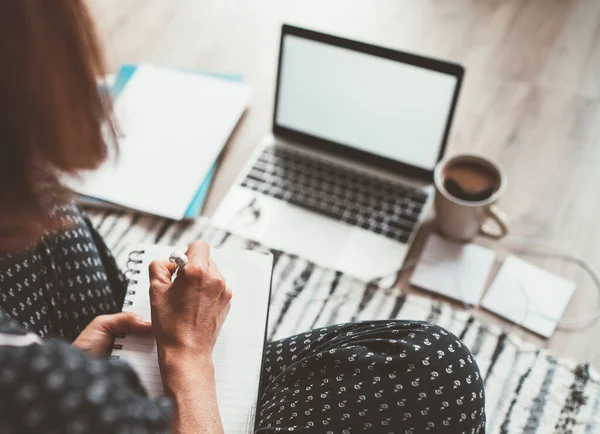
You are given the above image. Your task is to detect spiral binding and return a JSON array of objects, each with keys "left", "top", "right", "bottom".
[
  {"left": 112, "top": 249, "right": 146, "bottom": 359},
  {"left": 124, "top": 249, "right": 145, "bottom": 285}
]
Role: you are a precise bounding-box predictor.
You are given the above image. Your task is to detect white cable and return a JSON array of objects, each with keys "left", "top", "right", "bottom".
[{"left": 375, "top": 235, "right": 600, "bottom": 332}]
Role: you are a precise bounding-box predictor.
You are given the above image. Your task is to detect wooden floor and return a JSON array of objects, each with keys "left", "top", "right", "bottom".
[{"left": 88, "top": 0, "right": 600, "bottom": 369}]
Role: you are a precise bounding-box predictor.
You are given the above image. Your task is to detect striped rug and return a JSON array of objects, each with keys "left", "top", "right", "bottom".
[{"left": 88, "top": 209, "right": 600, "bottom": 434}]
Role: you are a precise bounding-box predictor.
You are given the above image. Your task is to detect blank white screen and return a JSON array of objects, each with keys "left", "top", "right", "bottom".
[{"left": 276, "top": 34, "right": 459, "bottom": 171}]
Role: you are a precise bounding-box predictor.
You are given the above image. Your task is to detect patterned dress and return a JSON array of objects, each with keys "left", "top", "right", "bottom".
[
  {"left": 257, "top": 321, "right": 486, "bottom": 433},
  {"left": 0, "top": 204, "right": 126, "bottom": 340},
  {"left": 0, "top": 205, "right": 486, "bottom": 433}
]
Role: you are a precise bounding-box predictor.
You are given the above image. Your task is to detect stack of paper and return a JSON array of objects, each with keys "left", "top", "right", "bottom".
[
  {"left": 410, "top": 233, "right": 577, "bottom": 338},
  {"left": 74, "top": 64, "right": 251, "bottom": 220}
]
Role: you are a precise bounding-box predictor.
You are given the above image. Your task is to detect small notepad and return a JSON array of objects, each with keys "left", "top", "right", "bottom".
[
  {"left": 410, "top": 233, "right": 496, "bottom": 305},
  {"left": 481, "top": 255, "right": 575, "bottom": 338},
  {"left": 113, "top": 244, "right": 273, "bottom": 433}
]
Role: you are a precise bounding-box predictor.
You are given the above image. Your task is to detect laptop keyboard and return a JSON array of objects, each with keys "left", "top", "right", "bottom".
[{"left": 240, "top": 146, "right": 429, "bottom": 243}]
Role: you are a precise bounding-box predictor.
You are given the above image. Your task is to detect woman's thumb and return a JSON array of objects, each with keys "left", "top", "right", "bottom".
[{"left": 103, "top": 312, "right": 152, "bottom": 335}]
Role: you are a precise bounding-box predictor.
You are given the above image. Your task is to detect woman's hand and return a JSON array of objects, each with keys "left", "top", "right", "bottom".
[
  {"left": 148, "top": 240, "right": 231, "bottom": 434},
  {"left": 72, "top": 312, "right": 152, "bottom": 357},
  {"left": 149, "top": 240, "right": 232, "bottom": 364}
]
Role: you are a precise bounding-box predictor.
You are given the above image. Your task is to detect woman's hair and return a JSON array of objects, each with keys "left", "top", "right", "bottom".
[{"left": 0, "top": 1, "right": 115, "bottom": 250}]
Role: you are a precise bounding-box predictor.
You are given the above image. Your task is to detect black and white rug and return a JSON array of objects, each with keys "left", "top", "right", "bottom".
[{"left": 88, "top": 209, "right": 600, "bottom": 434}]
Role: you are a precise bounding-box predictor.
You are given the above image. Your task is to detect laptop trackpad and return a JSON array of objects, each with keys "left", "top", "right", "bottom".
[{"left": 212, "top": 187, "right": 408, "bottom": 283}]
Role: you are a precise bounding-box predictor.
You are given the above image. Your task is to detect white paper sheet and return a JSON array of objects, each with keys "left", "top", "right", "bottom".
[
  {"left": 113, "top": 244, "right": 272, "bottom": 433},
  {"left": 72, "top": 65, "right": 251, "bottom": 220},
  {"left": 481, "top": 255, "right": 575, "bottom": 338},
  {"left": 409, "top": 233, "right": 496, "bottom": 305}
]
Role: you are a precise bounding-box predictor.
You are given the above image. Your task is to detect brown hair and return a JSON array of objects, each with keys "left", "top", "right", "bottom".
[{"left": 0, "top": 1, "right": 115, "bottom": 250}]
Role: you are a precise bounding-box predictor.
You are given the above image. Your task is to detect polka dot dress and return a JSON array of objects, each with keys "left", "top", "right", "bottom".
[
  {"left": 0, "top": 204, "right": 126, "bottom": 340},
  {"left": 257, "top": 321, "right": 486, "bottom": 433}
]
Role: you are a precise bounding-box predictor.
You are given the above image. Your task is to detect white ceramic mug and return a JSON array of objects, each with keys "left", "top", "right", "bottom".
[{"left": 434, "top": 154, "right": 509, "bottom": 242}]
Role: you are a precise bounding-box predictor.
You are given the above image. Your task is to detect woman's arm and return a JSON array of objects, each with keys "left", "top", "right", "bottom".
[
  {"left": 0, "top": 240, "right": 231, "bottom": 434},
  {"left": 160, "top": 354, "right": 222, "bottom": 433},
  {"left": 149, "top": 241, "right": 232, "bottom": 434}
]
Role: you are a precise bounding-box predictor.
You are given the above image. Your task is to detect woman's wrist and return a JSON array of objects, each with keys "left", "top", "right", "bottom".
[
  {"left": 158, "top": 347, "right": 214, "bottom": 390},
  {"left": 160, "top": 346, "right": 213, "bottom": 369},
  {"left": 158, "top": 347, "right": 223, "bottom": 434}
]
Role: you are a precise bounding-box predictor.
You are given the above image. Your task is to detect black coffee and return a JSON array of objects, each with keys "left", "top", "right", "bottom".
[{"left": 443, "top": 161, "right": 499, "bottom": 202}]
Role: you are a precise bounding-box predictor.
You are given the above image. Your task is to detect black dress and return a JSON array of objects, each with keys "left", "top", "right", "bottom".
[
  {"left": 0, "top": 204, "right": 127, "bottom": 340},
  {"left": 0, "top": 205, "right": 486, "bottom": 433}
]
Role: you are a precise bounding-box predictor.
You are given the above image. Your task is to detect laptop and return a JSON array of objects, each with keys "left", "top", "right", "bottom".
[{"left": 212, "top": 25, "right": 464, "bottom": 283}]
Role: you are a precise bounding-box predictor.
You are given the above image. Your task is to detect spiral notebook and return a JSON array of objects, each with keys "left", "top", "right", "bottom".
[{"left": 112, "top": 244, "right": 273, "bottom": 433}]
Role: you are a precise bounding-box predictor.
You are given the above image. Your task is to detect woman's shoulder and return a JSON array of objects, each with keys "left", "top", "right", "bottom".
[
  {"left": 0, "top": 203, "right": 88, "bottom": 256},
  {"left": 47, "top": 202, "right": 94, "bottom": 239},
  {"left": 0, "top": 202, "right": 96, "bottom": 276}
]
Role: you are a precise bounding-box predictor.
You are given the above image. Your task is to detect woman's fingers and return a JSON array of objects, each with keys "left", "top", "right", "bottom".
[
  {"left": 149, "top": 259, "right": 177, "bottom": 288},
  {"left": 73, "top": 312, "right": 152, "bottom": 357},
  {"left": 208, "top": 258, "right": 225, "bottom": 282},
  {"left": 99, "top": 312, "right": 152, "bottom": 335},
  {"left": 184, "top": 240, "right": 211, "bottom": 275},
  {"left": 223, "top": 300, "right": 232, "bottom": 318},
  {"left": 219, "top": 285, "right": 233, "bottom": 305}
]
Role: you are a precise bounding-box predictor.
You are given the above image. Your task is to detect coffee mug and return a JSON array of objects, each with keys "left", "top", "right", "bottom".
[{"left": 434, "top": 154, "right": 509, "bottom": 242}]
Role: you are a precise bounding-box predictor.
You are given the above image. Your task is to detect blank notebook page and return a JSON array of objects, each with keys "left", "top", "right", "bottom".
[{"left": 113, "top": 244, "right": 273, "bottom": 433}]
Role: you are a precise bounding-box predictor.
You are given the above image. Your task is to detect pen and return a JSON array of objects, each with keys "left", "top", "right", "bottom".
[{"left": 169, "top": 251, "right": 188, "bottom": 281}]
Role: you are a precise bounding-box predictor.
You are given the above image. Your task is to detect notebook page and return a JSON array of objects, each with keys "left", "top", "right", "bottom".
[
  {"left": 113, "top": 244, "right": 272, "bottom": 433},
  {"left": 70, "top": 65, "right": 251, "bottom": 220}
]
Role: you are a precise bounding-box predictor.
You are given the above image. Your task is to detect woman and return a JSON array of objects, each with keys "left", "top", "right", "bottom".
[{"left": 0, "top": 2, "right": 485, "bottom": 433}]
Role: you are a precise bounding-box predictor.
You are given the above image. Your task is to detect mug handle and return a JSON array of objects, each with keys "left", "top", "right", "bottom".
[{"left": 479, "top": 205, "right": 509, "bottom": 239}]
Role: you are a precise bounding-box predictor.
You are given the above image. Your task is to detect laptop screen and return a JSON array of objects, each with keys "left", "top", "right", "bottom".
[{"left": 274, "top": 32, "right": 461, "bottom": 172}]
